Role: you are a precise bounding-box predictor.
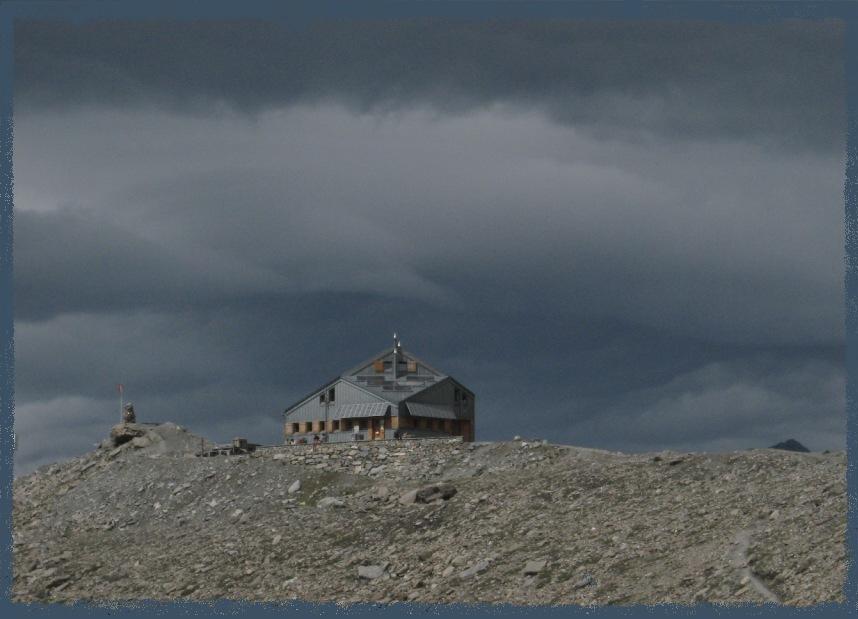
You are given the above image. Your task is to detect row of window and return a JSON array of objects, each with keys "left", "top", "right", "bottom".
[
  {"left": 289, "top": 418, "right": 360, "bottom": 434},
  {"left": 373, "top": 359, "right": 419, "bottom": 373},
  {"left": 287, "top": 417, "right": 466, "bottom": 435}
]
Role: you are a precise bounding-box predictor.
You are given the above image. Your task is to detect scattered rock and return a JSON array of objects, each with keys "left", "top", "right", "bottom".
[{"left": 10, "top": 427, "right": 846, "bottom": 607}]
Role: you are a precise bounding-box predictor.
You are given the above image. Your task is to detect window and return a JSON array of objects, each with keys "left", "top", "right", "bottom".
[
  {"left": 332, "top": 420, "right": 340, "bottom": 431},
  {"left": 291, "top": 423, "right": 299, "bottom": 433},
  {"left": 373, "top": 359, "right": 384, "bottom": 373},
  {"left": 407, "top": 360, "right": 417, "bottom": 373},
  {"left": 454, "top": 388, "right": 460, "bottom": 401},
  {"left": 328, "top": 387, "right": 335, "bottom": 402},
  {"left": 319, "top": 392, "right": 326, "bottom": 404}
]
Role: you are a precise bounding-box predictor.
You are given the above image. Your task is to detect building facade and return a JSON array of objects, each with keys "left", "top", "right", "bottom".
[{"left": 282, "top": 336, "right": 475, "bottom": 443}]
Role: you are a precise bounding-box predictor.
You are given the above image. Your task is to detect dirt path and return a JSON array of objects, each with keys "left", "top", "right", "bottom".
[{"left": 731, "top": 528, "right": 781, "bottom": 604}]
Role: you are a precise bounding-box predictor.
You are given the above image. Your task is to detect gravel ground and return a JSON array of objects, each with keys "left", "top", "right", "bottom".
[{"left": 12, "top": 423, "right": 845, "bottom": 606}]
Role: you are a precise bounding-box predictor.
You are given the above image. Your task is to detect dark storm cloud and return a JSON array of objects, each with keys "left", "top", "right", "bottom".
[
  {"left": 14, "top": 19, "right": 844, "bottom": 152},
  {"left": 11, "top": 20, "right": 846, "bottom": 474},
  {"left": 14, "top": 207, "right": 294, "bottom": 320},
  {"left": 562, "top": 355, "right": 846, "bottom": 454},
  {"left": 14, "top": 106, "right": 844, "bottom": 344}
]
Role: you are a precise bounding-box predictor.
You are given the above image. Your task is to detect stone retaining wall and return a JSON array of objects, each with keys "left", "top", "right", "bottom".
[{"left": 256, "top": 436, "right": 472, "bottom": 482}]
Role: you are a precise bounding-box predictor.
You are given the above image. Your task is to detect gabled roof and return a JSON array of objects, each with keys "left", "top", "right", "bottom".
[
  {"left": 281, "top": 375, "right": 340, "bottom": 417},
  {"left": 339, "top": 346, "right": 450, "bottom": 403},
  {"left": 340, "top": 346, "right": 446, "bottom": 379},
  {"left": 282, "top": 376, "right": 387, "bottom": 417},
  {"left": 283, "top": 344, "right": 472, "bottom": 416}
]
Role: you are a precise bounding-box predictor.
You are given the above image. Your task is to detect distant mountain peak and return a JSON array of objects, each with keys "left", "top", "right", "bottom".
[{"left": 770, "top": 439, "right": 810, "bottom": 453}]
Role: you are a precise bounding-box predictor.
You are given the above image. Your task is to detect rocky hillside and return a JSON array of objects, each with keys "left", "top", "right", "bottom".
[{"left": 12, "top": 423, "right": 846, "bottom": 606}]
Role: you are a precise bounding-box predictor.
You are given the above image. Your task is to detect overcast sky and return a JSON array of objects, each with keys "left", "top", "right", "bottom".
[{"left": 12, "top": 19, "right": 846, "bottom": 475}]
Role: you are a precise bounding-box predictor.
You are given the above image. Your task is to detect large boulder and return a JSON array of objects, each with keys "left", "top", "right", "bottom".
[
  {"left": 522, "top": 558, "right": 547, "bottom": 575},
  {"left": 108, "top": 422, "right": 206, "bottom": 455},
  {"left": 357, "top": 564, "right": 388, "bottom": 580},
  {"left": 400, "top": 484, "right": 457, "bottom": 505},
  {"left": 369, "top": 485, "right": 391, "bottom": 501},
  {"left": 109, "top": 423, "right": 148, "bottom": 447},
  {"left": 459, "top": 560, "right": 489, "bottom": 580},
  {"left": 415, "top": 484, "right": 457, "bottom": 504},
  {"left": 399, "top": 489, "right": 419, "bottom": 505}
]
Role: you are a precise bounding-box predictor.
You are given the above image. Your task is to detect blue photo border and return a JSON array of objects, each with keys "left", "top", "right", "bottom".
[{"left": 0, "top": 1, "right": 854, "bottom": 617}]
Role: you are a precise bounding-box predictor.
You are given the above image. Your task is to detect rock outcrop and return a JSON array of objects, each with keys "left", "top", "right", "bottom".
[{"left": 769, "top": 439, "right": 810, "bottom": 453}]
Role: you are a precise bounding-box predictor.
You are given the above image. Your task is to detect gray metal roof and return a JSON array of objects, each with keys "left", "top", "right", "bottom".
[
  {"left": 343, "top": 377, "right": 440, "bottom": 403},
  {"left": 281, "top": 375, "right": 340, "bottom": 417},
  {"left": 338, "top": 402, "right": 391, "bottom": 418},
  {"left": 339, "top": 346, "right": 449, "bottom": 403},
  {"left": 405, "top": 402, "right": 457, "bottom": 420},
  {"left": 283, "top": 346, "right": 473, "bottom": 417},
  {"left": 286, "top": 408, "right": 333, "bottom": 423}
]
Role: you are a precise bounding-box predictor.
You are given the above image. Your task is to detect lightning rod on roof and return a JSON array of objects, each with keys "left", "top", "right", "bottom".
[{"left": 393, "top": 332, "right": 398, "bottom": 380}]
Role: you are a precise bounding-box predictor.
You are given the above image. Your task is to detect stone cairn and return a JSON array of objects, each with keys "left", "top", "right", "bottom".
[{"left": 122, "top": 403, "right": 136, "bottom": 424}]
